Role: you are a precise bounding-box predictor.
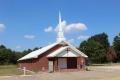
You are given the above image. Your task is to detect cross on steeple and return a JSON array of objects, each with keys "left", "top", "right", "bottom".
[{"left": 56, "top": 12, "right": 66, "bottom": 42}]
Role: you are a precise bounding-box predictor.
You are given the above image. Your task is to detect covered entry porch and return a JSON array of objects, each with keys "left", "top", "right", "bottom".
[
  {"left": 47, "top": 46, "right": 86, "bottom": 72},
  {"left": 48, "top": 57, "right": 85, "bottom": 72}
]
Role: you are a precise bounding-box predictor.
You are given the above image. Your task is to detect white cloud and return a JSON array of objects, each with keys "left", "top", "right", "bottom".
[
  {"left": 44, "top": 20, "right": 87, "bottom": 33},
  {"left": 44, "top": 26, "right": 53, "bottom": 32},
  {"left": 24, "top": 35, "right": 35, "bottom": 39},
  {"left": 68, "top": 38, "right": 75, "bottom": 43},
  {"left": 54, "top": 20, "right": 87, "bottom": 33},
  {"left": 77, "top": 35, "right": 89, "bottom": 40},
  {"left": 0, "top": 24, "right": 5, "bottom": 32},
  {"left": 65, "top": 23, "right": 87, "bottom": 32}
]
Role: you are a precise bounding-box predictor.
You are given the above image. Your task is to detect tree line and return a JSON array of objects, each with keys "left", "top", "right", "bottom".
[
  {"left": 0, "top": 32, "right": 120, "bottom": 65},
  {"left": 79, "top": 32, "right": 120, "bottom": 63},
  {"left": 0, "top": 45, "right": 40, "bottom": 65}
]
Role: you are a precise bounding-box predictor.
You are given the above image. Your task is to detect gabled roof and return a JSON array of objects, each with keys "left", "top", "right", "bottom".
[
  {"left": 18, "top": 42, "right": 58, "bottom": 61},
  {"left": 47, "top": 46, "right": 68, "bottom": 57},
  {"left": 64, "top": 41, "right": 88, "bottom": 57},
  {"left": 18, "top": 40, "right": 88, "bottom": 61},
  {"left": 47, "top": 46, "right": 87, "bottom": 57}
]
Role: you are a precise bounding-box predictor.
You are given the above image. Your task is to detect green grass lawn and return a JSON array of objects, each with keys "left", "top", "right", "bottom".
[{"left": 0, "top": 65, "right": 31, "bottom": 76}]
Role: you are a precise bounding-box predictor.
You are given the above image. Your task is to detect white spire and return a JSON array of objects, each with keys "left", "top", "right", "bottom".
[{"left": 57, "top": 12, "right": 66, "bottom": 42}]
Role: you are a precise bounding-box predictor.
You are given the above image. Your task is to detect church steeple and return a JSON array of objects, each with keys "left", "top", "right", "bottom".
[{"left": 57, "top": 12, "right": 66, "bottom": 42}]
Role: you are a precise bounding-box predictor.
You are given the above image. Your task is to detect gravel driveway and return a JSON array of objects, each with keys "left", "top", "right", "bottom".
[{"left": 1, "top": 65, "right": 120, "bottom": 80}]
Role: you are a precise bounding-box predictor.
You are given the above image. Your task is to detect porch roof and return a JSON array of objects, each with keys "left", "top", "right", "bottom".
[{"left": 47, "top": 46, "right": 88, "bottom": 58}]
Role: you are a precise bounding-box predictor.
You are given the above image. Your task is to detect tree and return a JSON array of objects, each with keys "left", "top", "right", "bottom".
[
  {"left": 79, "top": 33, "right": 110, "bottom": 63},
  {"left": 113, "top": 33, "right": 120, "bottom": 61},
  {"left": 0, "top": 45, "right": 6, "bottom": 49},
  {"left": 106, "top": 47, "right": 116, "bottom": 62},
  {"left": 88, "top": 32, "right": 110, "bottom": 52},
  {"left": 33, "top": 47, "right": 39, "bottom": 51},
  {"left": 0, "top": 47, "right": 13, "bottom": 64},
  {"left": 0, "top": 44, "right": 42, "bottom": 65},
  {"left": 80, "top": 40, "right": 106, "bottom": 63},
  {"left": 22, "top": 49, "right": 32, "bottom": 55},
  {"left": 0, "top": 45, "right": 23, "bottom": 64}
]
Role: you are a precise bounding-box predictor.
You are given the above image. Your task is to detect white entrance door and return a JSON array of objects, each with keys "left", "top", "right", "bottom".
[
  {"left": 58, "top": 58, "right": 67, "bottom": 69},
  {"left": 48, "top": 61, "right": 53, "bottom": 72}
]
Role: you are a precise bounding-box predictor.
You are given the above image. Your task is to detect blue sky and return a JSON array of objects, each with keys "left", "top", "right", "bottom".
[{"left": 0, "top": 0, "right": 120, "bottom": 51}]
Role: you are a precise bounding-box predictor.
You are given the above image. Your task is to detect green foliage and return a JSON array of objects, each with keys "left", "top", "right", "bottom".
[
  {"left": 0, "top": 47, "right": 13, "bottom": 65},
  {"left": 88, "top": 32, "right": 110, "bottom": 51},
  {"left": 0, "top": 45, "right": 40, "bottom": 65},
  {"left": 113, "top": 33, "right": 120, "bottom": 61},
  {"left": 79, "top": 33, "right": 110, "bottom": 63}
]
